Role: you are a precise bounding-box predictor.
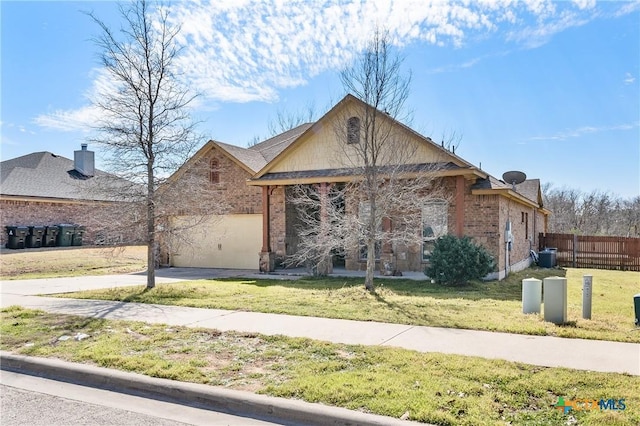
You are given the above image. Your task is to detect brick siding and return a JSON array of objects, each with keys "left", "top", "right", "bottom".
[{"left": 0, "top": 198, "right": 144, "bottom": 247}]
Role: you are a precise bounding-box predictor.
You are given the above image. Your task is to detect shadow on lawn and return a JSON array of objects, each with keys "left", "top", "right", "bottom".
[{"left": 209, "top": 269, "right": 564, "bottom": 303}]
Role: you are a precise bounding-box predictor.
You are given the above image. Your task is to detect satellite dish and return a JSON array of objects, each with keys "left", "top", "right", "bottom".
[{"left": 502, "top": 170, "right": 526, "bottom": 189}]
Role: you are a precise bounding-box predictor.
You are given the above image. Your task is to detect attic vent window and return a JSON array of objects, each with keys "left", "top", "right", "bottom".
[
  {"left": 347, "top": 116, "right": 360, "bottom": 144},
  {"left": 209, "top": 158, "right": 220, "bottom": 184}
]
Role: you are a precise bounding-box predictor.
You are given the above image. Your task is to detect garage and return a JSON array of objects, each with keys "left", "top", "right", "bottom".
[{"left": 169, "top": 214, "right": 262, "bottom": 269}]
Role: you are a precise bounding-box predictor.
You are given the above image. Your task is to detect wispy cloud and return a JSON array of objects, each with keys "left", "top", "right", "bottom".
[
  {"left": 427, "top": 49, "right": 514, "bottom": 74},
  {"left": 34, "top": 105, "right": 99, "bottom": 132},
  {"left": 35, "top": 0, "right": 639, "bottom": 132},
  {"left": 528, "top": 122, "right": 640, "bottom": 142},
  {"left": 624, "top": 72, "right": 636, "bottom": 85}
]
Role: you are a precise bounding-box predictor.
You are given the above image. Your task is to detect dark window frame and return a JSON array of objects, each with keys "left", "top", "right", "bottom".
[
  {"left": 347, "top": 116, "right": 360, "bottom": 144},
  {"left": 209, "top": 158, "right": 220, "bottom": 184}
]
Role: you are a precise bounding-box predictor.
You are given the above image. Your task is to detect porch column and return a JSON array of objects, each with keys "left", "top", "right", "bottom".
[
  {"left": 456, "top": 175, "right": 465, "bottom": 237},
  {"left": 259, "top": 185, "right": 275, "bottom": 272},
  {"left": 261, "top": 185, "right": 270, "bottom": 252}
]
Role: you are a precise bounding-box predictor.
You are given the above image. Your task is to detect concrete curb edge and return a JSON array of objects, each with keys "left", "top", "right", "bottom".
[{"left": 0, "top": 352, "right": 426, "bottom": 426}]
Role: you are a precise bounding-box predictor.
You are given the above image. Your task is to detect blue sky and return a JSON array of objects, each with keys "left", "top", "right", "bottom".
[{"left": 2, "top": 0, "right": 639, "bottom": 198}]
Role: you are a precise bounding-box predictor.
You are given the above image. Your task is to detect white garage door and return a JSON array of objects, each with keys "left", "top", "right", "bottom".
[{"left": 170, "top": 214, "right": 262, "bottom": 269}]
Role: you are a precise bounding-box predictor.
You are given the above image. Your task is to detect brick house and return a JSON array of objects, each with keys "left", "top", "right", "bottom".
[
  {"left": 0, "top": 144, "right": 143, "bottom": 246},
  {"left": 166, "top": 95, "right": 549, "bottom": 279}
]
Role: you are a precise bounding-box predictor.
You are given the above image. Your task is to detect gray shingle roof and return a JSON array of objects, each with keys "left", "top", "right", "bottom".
[
  {"left": 471, "top": 176, "right": 542, "bottom": 206},
  {"left": 214, "top": 141, "right": 267, "bottom": 173},
  {"left": 515, "top": 179, "right": 542, "bottom": 205},
  {"left": 470, "top": 176, "right": 511, "bottom": 191},
  {"left": 249, "top": 123, "right": 313, "bottom": 163},
  {"left": 211, "top": 123, "right": 313, "bottom": 173},
  {"left": 1, "top": 152, "right": 127, "bottom": 201}
]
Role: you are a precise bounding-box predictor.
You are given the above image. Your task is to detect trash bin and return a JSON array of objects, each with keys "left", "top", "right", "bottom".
[
  {"left": 634, "top": 294, "right": 640, "bottom": 327},
  {"left": 56, "top": 224, "right": 76, "bottom": 247},
  {"left": 44, "top": 226, "right": 59, "bottom": 247},
  {"left": 522, "top": 278, "right": 542, "bottom": 314},
  {"left": 26, "top": 226, "right": 45, "bottom": 248},
  {"left": 72, "top": 225, "right": 85, "bottom": 246},
  {"left": 539, "top": 248, "right": 557, "bottom": 268},
  {"left": 543, "top": 276, "right": 567, "bottom": 325},
  {"left": 5, "top": 226, "right": 28, "bottom": 249}
]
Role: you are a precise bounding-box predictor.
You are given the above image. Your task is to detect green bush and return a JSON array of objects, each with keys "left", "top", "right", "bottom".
[{"left": 425, "top": 235, "right": 495, "bottom": 286}]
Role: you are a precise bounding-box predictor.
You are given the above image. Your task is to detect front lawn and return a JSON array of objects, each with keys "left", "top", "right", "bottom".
[
  {"left": 56, "top": 267, "right": 640, "bottom": 342},
  {"left": 2, "top": 306, "right": 638, "bottom": 426},
  {"left": 0, "top": 246, "right": 147, "bottom": 280}
]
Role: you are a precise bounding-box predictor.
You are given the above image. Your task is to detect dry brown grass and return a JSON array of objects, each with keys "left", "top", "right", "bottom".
[{"left": 0, "top": 245, "right": 147, "bottom": 279}]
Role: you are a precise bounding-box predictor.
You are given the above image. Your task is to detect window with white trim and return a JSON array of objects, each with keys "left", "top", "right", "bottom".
[{"left": 422, "top": 200, "right": 448, "bottom": 261}]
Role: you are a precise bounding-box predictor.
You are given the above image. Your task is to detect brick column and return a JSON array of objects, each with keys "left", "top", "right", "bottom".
[
  {"left": 456, "top": 175, "right": 465, "bottom": 237},
  {"left": 261, "top": 186, "right": 270, "bottom": 252},
  {"left": 259, "top": 185, "right": 275, "bottom": 272}
]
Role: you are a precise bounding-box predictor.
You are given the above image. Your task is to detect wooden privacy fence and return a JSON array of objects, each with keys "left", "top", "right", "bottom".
[{"left": 539, "top": 233, "right": 640, "bottom": 271}]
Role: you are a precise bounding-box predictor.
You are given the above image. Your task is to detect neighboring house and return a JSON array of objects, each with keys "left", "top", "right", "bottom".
[
  {"left": 0, "top": 144, "right": 143, "bottom": 246},
  {"left": 165, "top": 95, "right": 550, "bottom": 279}
]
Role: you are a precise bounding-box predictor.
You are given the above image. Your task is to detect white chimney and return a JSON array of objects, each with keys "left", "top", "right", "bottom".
[{"left": 74, "top": 143, "right": 95, "bottom": 177}]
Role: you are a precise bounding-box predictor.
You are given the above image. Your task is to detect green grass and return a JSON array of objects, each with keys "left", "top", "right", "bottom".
[
  {"left": 0, "top": 246, "right": 147, "bottom": 280},
  {"left": 2, "top": 306, "right": 638, "bottom": 426},
  {"left": 56, "top": 267, "right": 640, "bottom": 342}
]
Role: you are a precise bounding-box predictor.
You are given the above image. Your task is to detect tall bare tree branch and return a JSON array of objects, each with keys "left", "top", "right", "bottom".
[
  {"left": 86, "top": 0, "right": 203, "bottom": 289},
  {"left": 287, "top": 29, "right": 450, "bottom": 292}
]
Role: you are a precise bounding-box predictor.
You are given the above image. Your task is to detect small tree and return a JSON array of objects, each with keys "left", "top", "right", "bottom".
[
  {"left": 286, "top": 29, "right": 449, "bottom": 291},
  {"left": 425, "top": 235, "right": 495, "bottom": 286},
  {"left": 87, "top": 0, "right": 203, "bottom": 289}
]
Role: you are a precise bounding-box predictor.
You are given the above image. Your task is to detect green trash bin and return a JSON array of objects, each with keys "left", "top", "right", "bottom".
[
  {"left": 5, "top": 226, "right": 28, "bottom": 249},
  {"left": 44, "top": 226, "right": 59, "bottom": 247},
  {"left": 56, "top": 224, "right": 76, "bottom": 247},
  {"left": 27, "top": 226, "right": 45, "bottom": 248},
  {"left": 634, "top": 293, "right": 640, "bottom": 327},
  {"left": 72, "top": 225, "right": 86, "bottom": 246}
]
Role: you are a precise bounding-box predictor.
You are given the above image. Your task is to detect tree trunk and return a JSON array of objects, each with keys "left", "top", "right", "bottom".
[
  {"left": 365, "top": 237, "right": 376, "bottom": 292},
  {"left": 146, "top": 161, "right": 156, "bottom": 289}
]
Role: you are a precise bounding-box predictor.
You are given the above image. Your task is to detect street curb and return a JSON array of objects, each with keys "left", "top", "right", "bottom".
[{"left": 0, "top": 352, "right": 426, "bottom": 426}]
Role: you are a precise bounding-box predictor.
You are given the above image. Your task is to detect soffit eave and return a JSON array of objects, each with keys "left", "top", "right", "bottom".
[
  {"left": 471, "top": 188, "right": 542, "bottom": 209},
  {"left": 246, "top": 167, "right": 485, "bottom": 186}
]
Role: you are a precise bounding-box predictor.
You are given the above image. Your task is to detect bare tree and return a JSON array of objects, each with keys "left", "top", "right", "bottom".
[
  {"left": 543, "top": 184, "right": 639, "bottom": 237},
  {"left": 286, "top": 30, "right": 448, "bottom": 292},
  {"left": 87, "top": 0, "right": 202, "bottom": 289},
  {"left": 267, "top": 101, "right": 318, "bottom": 137},
  {"left": 247, "top": 102, "right": 318, "bottom": 147}
]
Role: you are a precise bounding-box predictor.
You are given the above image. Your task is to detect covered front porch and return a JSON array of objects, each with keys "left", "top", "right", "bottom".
[{"left": 252, "top": 171, "right": 473, "bottom": 274}]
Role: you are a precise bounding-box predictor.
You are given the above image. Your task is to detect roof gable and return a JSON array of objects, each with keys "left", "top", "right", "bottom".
[
  {"left": 515, "top": 179, "right": 543, "bottom": 206},
  {"left": 252, "top": 94, "right": 474, "bottom": 179}
]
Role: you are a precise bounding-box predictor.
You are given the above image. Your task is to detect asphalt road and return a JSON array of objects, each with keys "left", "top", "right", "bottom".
[{"left": 0, "top": 371, "right": 278, "bottom": 426}]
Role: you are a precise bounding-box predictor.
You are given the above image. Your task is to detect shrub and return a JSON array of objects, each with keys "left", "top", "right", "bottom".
[{"left": 425, "top": 235, "right": 495, "bottom": 286}]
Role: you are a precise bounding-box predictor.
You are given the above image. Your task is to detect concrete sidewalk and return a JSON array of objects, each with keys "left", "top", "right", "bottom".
[{"left": 1, "top": 273, "right": 639, "bottom": 376}]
